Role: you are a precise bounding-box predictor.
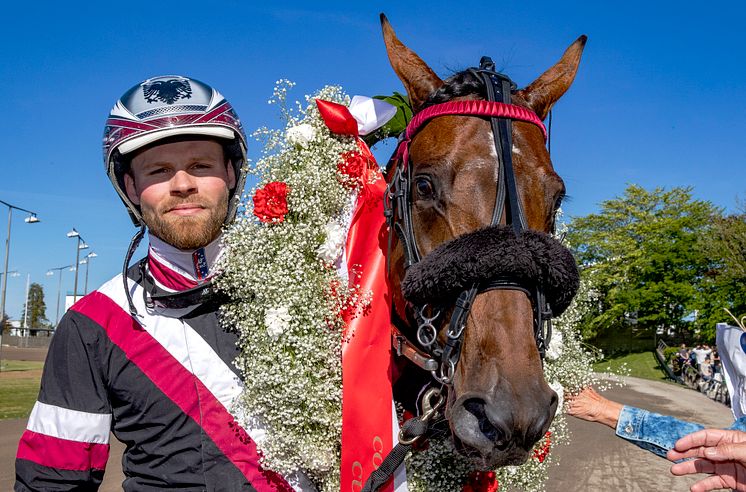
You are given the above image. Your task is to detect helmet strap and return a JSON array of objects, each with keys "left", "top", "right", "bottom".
[{"left": 123, "top": 226, "right": 146, "bottom": 319}]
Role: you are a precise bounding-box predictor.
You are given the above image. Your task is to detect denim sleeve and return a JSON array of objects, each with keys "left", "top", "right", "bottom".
[
  {"left": 615, "top": 406, "right": 704, "bottom": 458},
  {"left": 728, "top": 417, "right": 746, "bottom": 431}
]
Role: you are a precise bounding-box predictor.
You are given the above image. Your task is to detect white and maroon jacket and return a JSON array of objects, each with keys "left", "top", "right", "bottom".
[{"left": 15, "top": 235, "right": 309, "bottom": 491}]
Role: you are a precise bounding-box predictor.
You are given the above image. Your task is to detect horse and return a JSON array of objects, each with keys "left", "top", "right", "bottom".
[{"left": 379, "top": 14, "right": 585, "bottom": 472}]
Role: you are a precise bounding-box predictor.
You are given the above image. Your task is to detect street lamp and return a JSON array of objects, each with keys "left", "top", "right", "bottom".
[
  {"left": 80, "top": 252, "right": 97, "bottom": 295},
  {"left": 0, "top": 199, "right": 40, "bottom": 371},
  {"left": 0, "top": 270, "right": 20, "bottom": 281},
  {"left": 67, "top": 228, "right": 89, "bottom": 304},
  {"left": 46, "top": 264, "right": 74, "bottom": 326}
]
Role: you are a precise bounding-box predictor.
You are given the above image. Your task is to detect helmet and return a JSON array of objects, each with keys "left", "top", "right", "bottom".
[{"left": 103, "top": 75, "right": 248, "bottom": 227}]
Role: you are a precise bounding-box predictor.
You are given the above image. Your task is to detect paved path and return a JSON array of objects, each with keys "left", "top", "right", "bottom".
[{"left": 0, "top": 375, "right": 733, "bottom": 491}]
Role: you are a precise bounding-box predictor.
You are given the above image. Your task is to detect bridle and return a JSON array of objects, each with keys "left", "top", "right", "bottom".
[
  {"left": 364, "top": 57, "right": 581, "bottom": 492},
  {"left": 384, "top": 57, "right": 553, "bottom": 387},
  {"left": 364, "top": 57, "right": 561, "bottom": 492}
]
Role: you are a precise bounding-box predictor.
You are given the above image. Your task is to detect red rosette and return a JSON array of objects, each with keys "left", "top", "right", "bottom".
[{"left": 252, "top": 181, "right": 289, "bottom": 223}]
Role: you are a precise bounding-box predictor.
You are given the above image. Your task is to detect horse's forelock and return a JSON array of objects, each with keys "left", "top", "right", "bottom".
[{"left": 421, "top": 70, "right": 486, "bottom": 109}]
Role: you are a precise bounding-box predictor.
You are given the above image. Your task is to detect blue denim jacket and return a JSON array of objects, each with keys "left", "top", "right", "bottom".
[{"left": 616, "top": 405, "right": 746, "bottom": 458}]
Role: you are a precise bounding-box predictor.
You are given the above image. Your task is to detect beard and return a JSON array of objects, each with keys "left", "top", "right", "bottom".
[{"left": 141, "top": 192, "right": 228, "bottom": 251}]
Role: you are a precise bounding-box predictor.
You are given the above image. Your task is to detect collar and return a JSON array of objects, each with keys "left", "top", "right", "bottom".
[{"left": 147, "top": 233, "right": 223, "bottom": 292}]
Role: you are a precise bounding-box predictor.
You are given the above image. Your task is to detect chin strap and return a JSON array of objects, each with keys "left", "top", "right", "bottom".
[{"left": 123, "top": 226, "right": 146, "bottom": 320}]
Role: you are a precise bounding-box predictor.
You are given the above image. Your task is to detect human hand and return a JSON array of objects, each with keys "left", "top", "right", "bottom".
[
  {"left": 668, "top": 429, "right": 746, "bottom": 491},
  {"left": 565, "top": 386, "right": 623, "bottom": 429}
]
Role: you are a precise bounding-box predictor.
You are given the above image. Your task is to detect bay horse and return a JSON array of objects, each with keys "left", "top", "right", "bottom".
[{"left": 380, "top": 14, "right": 585, "bottom": 472}]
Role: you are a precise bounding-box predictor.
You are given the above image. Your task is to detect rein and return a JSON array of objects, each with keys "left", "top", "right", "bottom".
[{"left": 367, "top": 58, "right": 559, "bottom": 492}]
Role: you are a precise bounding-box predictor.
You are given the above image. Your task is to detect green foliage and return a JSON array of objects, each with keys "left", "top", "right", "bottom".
[
  {"left": 363, "top": 92, "right": 412, "bottom": 146},
  {"left": 663, "top": 346, "right": 680, "bottom": 364},
  {"left": 22, "top": 283, "right": 48, "bottom": 328},
  {"left": 567, "top": 185, "right": 720, "bottom": 343},
  {"left": 694, "top": 205, "right": 746, "bottom": 338}
]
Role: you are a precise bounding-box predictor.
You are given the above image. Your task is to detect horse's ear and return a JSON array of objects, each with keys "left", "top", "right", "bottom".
[
  {"left": 380, "top": 13, "right": 443, "bottom": 112},
  {"left": 519, "top": 35, "right": 587, "bottom": 121}
]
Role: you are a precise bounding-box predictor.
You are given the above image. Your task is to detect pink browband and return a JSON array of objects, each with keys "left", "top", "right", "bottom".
[{"left": 396, "top": 100, "right": 546, "bottom": 166}]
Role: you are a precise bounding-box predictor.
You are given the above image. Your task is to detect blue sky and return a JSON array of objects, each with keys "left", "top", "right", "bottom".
[{"left": 1, "top": 1, "right": 744, "bottom": 322}]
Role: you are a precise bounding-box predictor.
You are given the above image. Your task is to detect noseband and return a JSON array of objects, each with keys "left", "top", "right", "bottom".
[{"left": 384, "top": 57, "right": 577, "bottom": 385}]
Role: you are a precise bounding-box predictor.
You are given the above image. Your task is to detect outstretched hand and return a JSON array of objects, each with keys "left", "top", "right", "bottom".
[
  {"left": 565, "top": 386, "right": 623, "bottom": 429},
  {"left": 668, "top": 429, "right": 746, "bottom": 492}
]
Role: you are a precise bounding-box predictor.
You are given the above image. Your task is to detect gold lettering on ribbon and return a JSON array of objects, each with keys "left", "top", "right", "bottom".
[
  {"left": 372, "top": 436, "right": 384, "bottom": 469},
  {"left": 351, "top": 461, "right": 363, "bottom": 492},
  {"left": 351, "top": 436, "right": 387, "bottom": 490}
]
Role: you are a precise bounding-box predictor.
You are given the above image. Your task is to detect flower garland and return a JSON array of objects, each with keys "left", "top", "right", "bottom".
[
  {"left": 218, "top": 82, "right": 363, "bottom": 491},
  {"left": 218, "top": 82, "right": 604, "bottom": 492}
]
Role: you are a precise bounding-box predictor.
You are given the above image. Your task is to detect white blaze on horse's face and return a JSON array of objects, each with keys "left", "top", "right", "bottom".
[{"left": 381, "top": 14, "right": 585, "bottom": 468}]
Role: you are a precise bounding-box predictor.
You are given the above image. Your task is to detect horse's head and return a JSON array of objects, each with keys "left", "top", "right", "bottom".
[{"left": 381, "top": 15, "right": 584, "bottom": 468}]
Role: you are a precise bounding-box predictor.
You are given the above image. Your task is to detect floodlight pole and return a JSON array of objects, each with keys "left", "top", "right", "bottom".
[{"left": 0, "top": 199, "right": 40, "bottom": 372}]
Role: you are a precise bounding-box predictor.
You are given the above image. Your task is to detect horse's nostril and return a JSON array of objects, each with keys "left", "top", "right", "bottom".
[{"left": 463, "top": 398, "right": 509, "bottom": 450}]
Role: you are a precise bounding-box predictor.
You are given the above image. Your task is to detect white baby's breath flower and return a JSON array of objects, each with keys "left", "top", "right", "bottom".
[
  {"left": 546, "top": 327, "right": 564, "bottom": 360},
  {"left": 317, "top": 222, "right": 346, "bottom": 264},
  {"left": 285, "top": 123, "right": 316, "bottom": 148},
  {"left": 264, "top": 306, "right": 292, "bottom": 340},
  {"left": 549, "top": 381, "right": 565, "bottom": 415}
]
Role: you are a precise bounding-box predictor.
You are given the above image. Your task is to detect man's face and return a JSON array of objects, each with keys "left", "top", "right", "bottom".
[{"left": 124, "top": 139, "right": 236, "bottom": 250}]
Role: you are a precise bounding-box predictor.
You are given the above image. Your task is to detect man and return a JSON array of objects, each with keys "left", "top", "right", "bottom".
[
  {"left": 693, "top": 343, "right": 713, "bottom": 371},
  {"left": 15, "top": 76, "right": 305, "bottom": 491}
]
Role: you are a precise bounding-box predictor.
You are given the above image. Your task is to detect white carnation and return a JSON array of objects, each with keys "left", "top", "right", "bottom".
[
  {"left": 545, "top": 328, "right": 564, "bottom": 360},
  {"left": 285, "top": 123, "right": 316, "bottom": 148},
  {"left": 549, "top": 381, "right": 564, "bottom": 415},
  {"left": 264, "top": 306, "right": 292, "bottom": 340},
  {"left": 317, "top": 222, "right": 346, "bottom": 264}
]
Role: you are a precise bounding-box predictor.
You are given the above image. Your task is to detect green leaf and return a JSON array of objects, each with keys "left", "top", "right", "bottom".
[{"left": 362, "top": 92, "right": 413, "bottom": 147}]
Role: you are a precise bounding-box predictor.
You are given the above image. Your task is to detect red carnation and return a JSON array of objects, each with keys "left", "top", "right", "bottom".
[
  {"left": 253, "top": 181, "right": 289, "bottom": 223},
  {"left": 532, "top": 431, "right": 552, "bottom": 463},
  {"left": 338, "top": 150, "right": 369, "bottom": 187}
]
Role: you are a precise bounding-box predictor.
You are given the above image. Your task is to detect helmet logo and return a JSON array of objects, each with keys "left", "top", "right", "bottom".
[{"left": 142, "top": 79, "right": 193, "bottom": 105}]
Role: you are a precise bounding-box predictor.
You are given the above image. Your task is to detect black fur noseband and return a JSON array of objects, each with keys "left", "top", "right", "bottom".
[{"left": 401, "top": 225, "right": 580, "bottom": 316}]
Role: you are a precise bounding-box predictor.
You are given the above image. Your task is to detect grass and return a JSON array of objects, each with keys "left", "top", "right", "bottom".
[
  {"left": 0, "top": 360, "right": 44, "bottom": 372},
  {"left": 593, "top": 350, "right": 671, "bottom": 382},
  {"left": 0, "top": 361, "right": 43, "bottom": 420}
]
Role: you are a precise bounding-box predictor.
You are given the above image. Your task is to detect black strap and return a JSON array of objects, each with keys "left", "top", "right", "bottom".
[
  {"left": 123, "top": 226, "right": 146, "bottom": 319},
  {"left": 361, "top": 418, "right": 429, "bottom": 492}
]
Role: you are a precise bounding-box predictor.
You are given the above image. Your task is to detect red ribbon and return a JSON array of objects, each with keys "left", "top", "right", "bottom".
[
  {"left": 318, "top": 99, "right": 396, "bottom": 491},
  {"left": 316, "top": 99, "right": 359, "bottom": 136},
  {"left": 341, "top": 166, "right": 393, "bottom": 492}
]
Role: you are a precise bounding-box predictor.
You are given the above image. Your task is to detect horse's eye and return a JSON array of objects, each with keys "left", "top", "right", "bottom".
[{"left": 414, "top": 177, "right": 434, "bottom": 198}]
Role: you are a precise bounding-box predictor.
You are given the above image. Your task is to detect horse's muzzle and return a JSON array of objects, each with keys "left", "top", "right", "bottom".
[{"left": 448, "top": 386, "right": 558, "bottom": 468}]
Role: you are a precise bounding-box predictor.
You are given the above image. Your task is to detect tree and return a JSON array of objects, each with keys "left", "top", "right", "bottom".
[
  {"left": 567, "top": 185, "right": 720, "bottom": 343},
  {"left": 22, "top": 282, "right": 48, "bottom": 328},
  {"left": 694, "top": 203, "right": 746, "bottom": 338},
  {"left": 0, "top": 313, "right": 10, "bottom": 335}
]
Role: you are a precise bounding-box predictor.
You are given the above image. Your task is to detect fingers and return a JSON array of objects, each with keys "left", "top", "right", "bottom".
[
  {"left": 674, "top": 429, "right": 732, "bottom": 452},
  {"left": 702, "top": 443, "right": 746, "bottom": 463},
  {"left": 670, "top": 458, "right": 716, "bottom": 476},
  {"left": 689, "top": 474, "right": 732, "bottom": 492}
]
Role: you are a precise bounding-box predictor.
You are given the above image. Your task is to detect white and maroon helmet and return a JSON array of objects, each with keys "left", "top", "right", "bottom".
[{"left": 103, "top": 75, "right": 248, "bottom": 226}]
